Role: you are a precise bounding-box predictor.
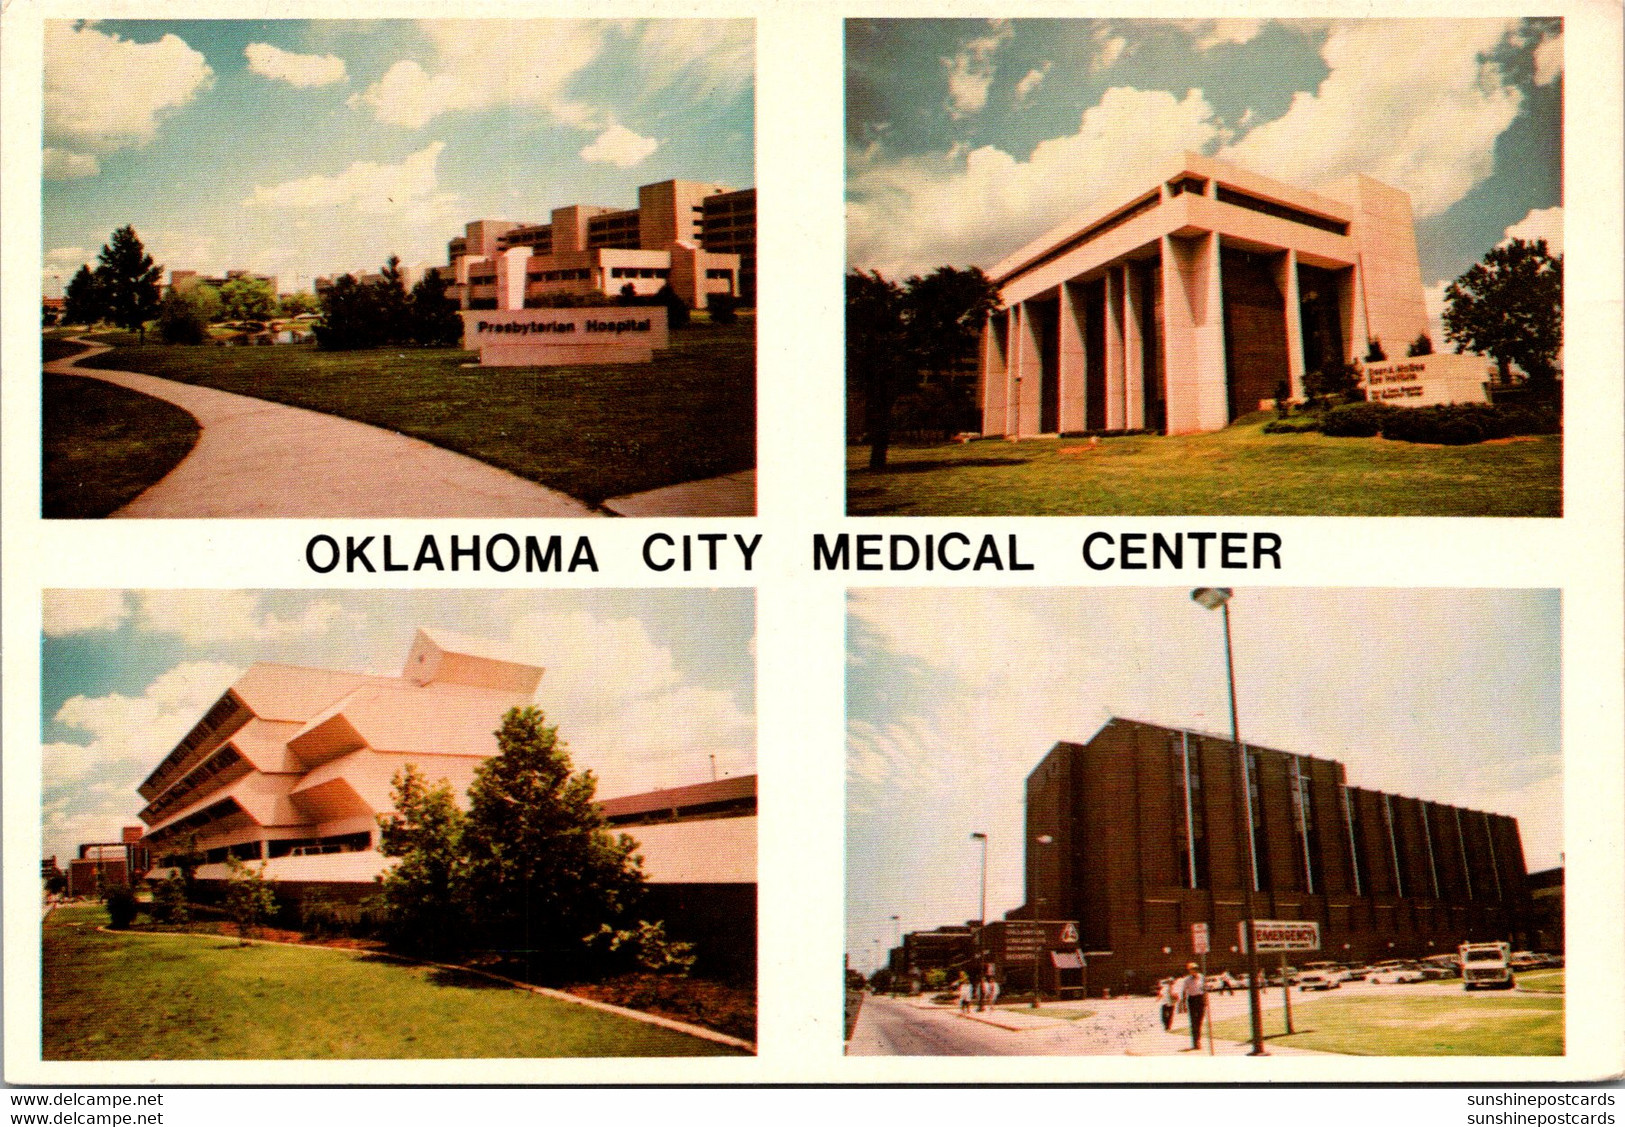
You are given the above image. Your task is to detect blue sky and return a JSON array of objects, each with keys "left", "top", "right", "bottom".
[
  {"left": 846, "top": 18, "right": 1563, "bottom": 342},
  {"left": 846, "top": 588, "right": 1561, "bottom": 972},
  {"left": 42, "top": 19, "right": 754, "bottom": 294},
  {"left": 40, "top": 589, "right": 755, "bottom": 865}
]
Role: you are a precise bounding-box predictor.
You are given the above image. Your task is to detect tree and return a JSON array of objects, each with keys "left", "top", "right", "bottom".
[
  {"left": 376, "top": 255, "right": 411, "bottom": 342},
  {"left": 376, "top": 765, "right": 469, "bottom": 955},
  {"left": 903, "top": 265, "right": 1002, "bottom": 384},
  {"left": 408, "top": 268, "right": 464, "bottom": 347},
  {"left": 1407, "top": 333, "right": 1434, "bottom": 357},
  {"left": 224, "top": 855, "right": 277, "bottom": 940},
  {"left": 157, "top": 289, "right": 211, "bottom": 344},
  {"left": 1364, "top": 337, "right": 1386, "bottom": 363},
  {"left": 1443, "top": 237, "right": 1563, "bottom": 387},
  {"left": 94, "top": 226, "right": 163, "bottom": 342},
  {"left": 278, "top": 291, "right": 320, "bottom": 318},
  {"left": 847, "top": 269, "right": 910, "bottom": 470},
  {"left": 63, "top": 264, "right": 103, "bottom": 326},
  {"left": 461, "top": 707, "right": 647, "bottom": 972},
  {"left": 219, "top": 275, "right": 276, "bottom": 323},
  {"left": 314, "top": 274, "right": 382, "bottom": 350}
]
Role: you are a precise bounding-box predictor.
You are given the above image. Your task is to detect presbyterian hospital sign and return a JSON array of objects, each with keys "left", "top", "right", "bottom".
[{"left": 461, "top": 307, "right": 669, "bottom": 366}]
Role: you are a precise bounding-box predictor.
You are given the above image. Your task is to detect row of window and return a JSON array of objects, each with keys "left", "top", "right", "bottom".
[
  {"left": 610, "top": 267, "right": 671, "bottom": 280},
  {"left": 526, "top": 268, "right": 592, "bottom": 282}
]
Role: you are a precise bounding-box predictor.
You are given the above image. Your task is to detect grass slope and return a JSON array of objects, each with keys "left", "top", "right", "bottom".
[
  {"left": 78, "top": 321, "right": 756, "bottom": 505},
  {"left": 43, "top": 906, "right": 741, "bottom": 1059},
  {"left": 43, "top": 371, "right": 200, "bottom": 518},
  {"left": 1211, "top": 991, "right": 1563, "bottom": 1055},
  {"left": 847, "top": 419, "right": 1561, "bottom": 517}
]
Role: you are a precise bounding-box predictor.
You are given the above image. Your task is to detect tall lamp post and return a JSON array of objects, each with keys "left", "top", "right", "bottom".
[{"left": 1191, "top": 587, "right": 1267, "bottom": 1057}]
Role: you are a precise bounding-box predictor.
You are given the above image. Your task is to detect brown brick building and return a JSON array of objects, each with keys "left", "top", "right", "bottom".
[{"left": 1021, "top": 718, "right": 1531, "bottom": 996}]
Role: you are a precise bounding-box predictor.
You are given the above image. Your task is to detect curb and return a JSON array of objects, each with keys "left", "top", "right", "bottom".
[{"left": 96, "top": 925, "right": 754, "bottom": 1054}]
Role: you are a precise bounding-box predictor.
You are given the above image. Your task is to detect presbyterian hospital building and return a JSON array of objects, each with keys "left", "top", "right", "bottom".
[
  {"left": 979, "top": 154, "right": 1432, "bottom": 436},
  {"left": 134, "top": 629, "right": 756, "bottom": 971}
]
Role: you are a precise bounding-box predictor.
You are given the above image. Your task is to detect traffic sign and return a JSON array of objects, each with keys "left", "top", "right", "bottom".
[{"left": 1191, "top": 922, "right": 1210, "bottom": 954}]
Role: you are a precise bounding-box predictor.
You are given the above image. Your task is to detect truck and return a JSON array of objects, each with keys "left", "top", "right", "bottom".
[{"left": 1459, "top": 941, "right": 1515, "bottom": 990}]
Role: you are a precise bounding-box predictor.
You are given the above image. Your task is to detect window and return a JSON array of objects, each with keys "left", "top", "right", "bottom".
[
  {"left": 1170, "top": 733, "right": 1209, "bottom": 889},
  {"left": 1245, "top": 750, "right": 1267, "bottom": 891},
  {"left": 1290, "top": 758, "right": 1321, "bottom": 893},
  {"left": 1342, "top": 786, "right": 1364, "bottom": 896},
  {"left": 1383, "top": 794, "right": 1406, "bottom": 898},
  {"left": 1215, "top": 185, "right": 1350, "bottom": 235}
]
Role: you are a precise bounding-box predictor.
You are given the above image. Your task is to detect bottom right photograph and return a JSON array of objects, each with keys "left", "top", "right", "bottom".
[{"left": 845, "top": 587, "right": 1562, "bottom": 1058}]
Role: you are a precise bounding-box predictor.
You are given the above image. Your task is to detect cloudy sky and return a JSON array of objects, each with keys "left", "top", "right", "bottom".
[
  {"left": 42, "top": 19, "right": 754, "bottom": 294},
  {"left": 846, "top": 588, "right": 1561, "bottom": 972},
  {"left": 40, "top": 589, "right": 755, "bottom": 865},
  {"left": 847, "top": 18, "right": 1563, "bottom": 345}
]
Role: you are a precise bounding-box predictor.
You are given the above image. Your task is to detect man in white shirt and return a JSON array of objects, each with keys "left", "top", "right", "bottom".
[{"left": 1177, "top": 962, "right": 1207, "bottom": 1050}]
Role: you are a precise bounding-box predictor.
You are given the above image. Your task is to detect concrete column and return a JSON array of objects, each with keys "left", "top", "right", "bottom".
[
  {"left": 1005, "top": 304, "right": 1024, "bottom": 437},
  {"left": 1015, "top": 301, "right": 1044, "bottom": 437},
  {"left": 1159, "top": 231, "right": 1230, "bottom": 433},
  {"left": 980, "top": 314, "right": 1008, "bottom": 435},
  {"left": 1123, "top": 264, "right": 1145, "bottom": 429},
  {"left": 1339, "top": 259, "right": 1368, "bottom": 365},
  {"left": 495, "top": 248, "right": 530, "bottom": 311},
  {"left": 1278, "top": 248, "right": 1306, "bottom": 401},
  {"left": 1105, "top": 269, "right": 1126, "bottom": 430},
  {"left": 1057, "top": 281, "right": 1087, "bottom": 432}
]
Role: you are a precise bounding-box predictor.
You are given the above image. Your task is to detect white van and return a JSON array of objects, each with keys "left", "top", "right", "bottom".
[{"left": 1459, "top": 941, "right": 1515, "bottom": 990}]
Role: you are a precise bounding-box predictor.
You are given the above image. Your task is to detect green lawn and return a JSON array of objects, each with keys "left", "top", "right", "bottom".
[
  {"left": 1516, "top": 969, "right": 1566, "bottom": 994},
  {"left": 1211, "top": 991, "right": 1563, "bottom": 1055},
  {"left": 43, "top": 905, "right": 742, "bottom": 1059},
  {"left": 847, "top": 418, "right": 1561, "bottom": 516},
  {"left": 43, "top": 371, "right": 200, "bottom": 518},
  {"left": 76, "top": 319, "right": 756, "bottom": 505}
]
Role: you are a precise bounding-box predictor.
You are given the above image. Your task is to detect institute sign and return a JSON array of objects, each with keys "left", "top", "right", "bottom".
[
  {"left": 1359, "top": 355, "right": 1492, "bottom": 407},
  {"left": 461, "top": 307, "right": 669, "bottom": 367}
]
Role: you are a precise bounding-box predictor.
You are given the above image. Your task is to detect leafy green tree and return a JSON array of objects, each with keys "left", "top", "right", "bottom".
[
  {"left": 408, "top": 268, "right": 464, "bottom": 346},
  {"left": 103, "top": 884, "right": 139, "bottom": 930},
  {"left": 278, "top": 291, "right": 320, "bottom": 317},
  {"left": 1444, "top": 237, "right": 1563, "bottom": 387},
  {"left": 93, "top": 226, "right": 163, "bottom": 342},
  {"left": 150, "top": 872, "right": 191, "bottom": 927},
  {"left": 224, "top": 855, "right": 277, "bottom": 940},
  {"left": 462, "top": 707, "right": 647, "bottom": 972},
  {"left": 63, "top": 264, "right": 104, "bottom": 326},
  {"left": 219, "top": 275, "right": 277, "bottom": 323},
  {"left": 847, "top": 270, "right": 910, "bottom": 469},
  {"left": 157, "top": 289, "right": 212, "bottom": 344},
  {"left": 903, "top": 265, "right": 1002, "bottom": 384},
  {"left": 376, "top": 765, "right": 469, "bottom": 955}
]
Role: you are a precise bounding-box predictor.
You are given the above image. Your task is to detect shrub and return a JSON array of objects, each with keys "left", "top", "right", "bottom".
[
  {"left": 1273, "top": 379, "right": 1292, "bottom": 418},
  {"left": 1302, "top": 360, "right": 1363, "bottom": 405},
  {"left": 657, "top": 285, "right": 690, "bottom": 330},
  {"left": 157, "top": 290, "right": 209, "bottom": 345},
  {"left": 1263, "top": 417, "right": 1321, "bottom": 434},
  {"left": 1407, "top": 333, "right": 1434, "bottom": 357},
  {"left": 707, "top": 293, "right": 738, "bottom": 325},
  {"left": 1321, "top": 402, "right": 1397, "bottom": 438},
  {"left": 588, "top": 919, "right": 697, "bottom": 976},
  {"left": 149, "top": 873, "right": 190, "bottom": 926},
  {"left": 104, "top": 885, "right": 139, "bottom": 930},
  {"left": 224, "top": 855, "right": 277, "bottom": 939},
  {"left": 1365, "top": 338, "right": 1387, "bottom": 362}
]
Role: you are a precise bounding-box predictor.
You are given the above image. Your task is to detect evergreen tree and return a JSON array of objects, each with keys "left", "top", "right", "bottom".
[
  {"left": 314, "top": 274, "right": 383, "bottom": 350},
  {"left": 93, "top": 226, "right": 162, "bottom": 342},
  {"left": 377, "top": 255, "right": 411, "bottom": 342},
  {"left": 1444, "top": 237, "right": 1563, "bottom": 387},
  {"left": 408, "top": 268, "right": 464, "bottom": 346},
  {"left": 62, "top": 264, "right": 103, "bottom": 327},
  {"left": 462, "top": 707, "right": 646, "bottom": 972}
]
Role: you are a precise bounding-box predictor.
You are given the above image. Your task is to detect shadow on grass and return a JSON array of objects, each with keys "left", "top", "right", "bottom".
[
  {"left": 865, "top": 457, "right": 1031, "bottom": 474},
  {"left": 426, "top": 967, "right": 514, "bottom": 990}
]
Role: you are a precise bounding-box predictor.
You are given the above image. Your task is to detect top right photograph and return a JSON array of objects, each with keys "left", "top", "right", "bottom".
[{"left": 846, "top": 18, "right": 1563, "bottom": 517}]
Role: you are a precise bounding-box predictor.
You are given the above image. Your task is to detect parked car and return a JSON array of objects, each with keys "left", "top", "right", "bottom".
[
  {"left": 1297, "top": 970, "right": 1342, "bottom": 991},
  {"left": 1369, "top": 963, "right": 1428, "bottom": 984}
]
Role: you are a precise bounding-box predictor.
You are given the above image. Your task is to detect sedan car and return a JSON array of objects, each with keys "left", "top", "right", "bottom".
[{"left": 1297, "top": 971, "right": 1342, "bottom": 991}]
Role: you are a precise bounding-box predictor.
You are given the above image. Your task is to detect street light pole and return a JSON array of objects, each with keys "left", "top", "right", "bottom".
[
  {"left": 970, "top": 832, "right": 988, "bottom": 927},
  {"left": 1191, "top": 587, "right": 1267, "bottom": 1057}
]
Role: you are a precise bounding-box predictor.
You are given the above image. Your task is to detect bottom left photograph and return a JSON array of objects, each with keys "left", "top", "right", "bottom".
[{"left": 37, "top": 588, "right": 757, "bottom": 1060}]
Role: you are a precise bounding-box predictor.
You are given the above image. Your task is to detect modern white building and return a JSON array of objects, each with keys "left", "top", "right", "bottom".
[
  {"left": 136, "top": 628, "right": 757, "bottom": 968},
  {"left": 978, "top": 153, "right": 1430, "bottom": 436}
]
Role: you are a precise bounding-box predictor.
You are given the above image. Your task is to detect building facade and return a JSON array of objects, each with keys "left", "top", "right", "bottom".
[
  {"left": 136, "top": 629, "right": 756, "bottom": 967},
  {"left": 979, "top": 153, "right": 1429, "bottom": 436},
  {"left": 443, "top": 179, "right": 754, "bottom": 312},
  {"left": 1022, "top": 717, "right": 1530, "bottom": 996}
]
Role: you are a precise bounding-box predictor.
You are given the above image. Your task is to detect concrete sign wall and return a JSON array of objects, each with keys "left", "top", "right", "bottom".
[
  {"left": 1360, "top": 354, "right": 1492, "bottom": 406},
  {"left": 461, "top": 307, "right": 669, "bottom": 367}
]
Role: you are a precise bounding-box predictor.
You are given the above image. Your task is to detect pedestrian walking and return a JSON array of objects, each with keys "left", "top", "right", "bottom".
[
  {"left": 956, "top": 973, "right": 973, "bottom": 1013},
  {"left": 1157, "top": 978, "right": 1177, "bottom": 1031},
  {"left": 1177, "top": 962, "right": 1207, "bottom": 1050},
  {"left": 982, "top": 974, "right": 1000, "bottom": 1008}
]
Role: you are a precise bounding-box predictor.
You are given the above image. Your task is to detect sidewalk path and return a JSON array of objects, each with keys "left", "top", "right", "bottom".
[
  {"left": 50, "top": 339, "right": 600, "bottom": 518},
  {"left": 603, "top": 470, "right": 755, "bottom": 517}
]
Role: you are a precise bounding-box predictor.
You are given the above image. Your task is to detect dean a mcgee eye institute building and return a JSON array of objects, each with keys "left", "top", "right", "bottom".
[
  {"left": 978, "top": 153, "right": 1438, "bottom": 437},
  {"left": 132, "top": 628, "right": 756, "bottom": 973}
]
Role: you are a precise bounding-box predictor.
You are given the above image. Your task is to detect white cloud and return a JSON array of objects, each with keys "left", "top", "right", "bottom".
[
  {"left": 43, "top": 591, "right": 131, "bottom": 636},
  {"left": 1502, "top": 205, "right": 1563, "bottom": 255},
  {"left": 1193, "top": 19, "right": 1265, "bottom": 51},
  {"left": 942, "top": 22, "right": 1012, "bottom": 118},
  {"left": 580, "top": 124, "right": 659, "bottom": 169},
  {"left": 1014, "top": 64, "right": 1050, "bottom": 103},
  {"left": 1532, "top": 32, "right": 1563, "bottom": 86},
  {"left": 1223, "top": 19, "right": 1523, "bottom": 219},
  {"left": 848, "top": 87, "right": 1221, "bottom": 276},
  {"left": 42, "top": 148, "right": 99, "bottom": 180},
  {"left": 350, "top": 21, "right": 606, "bottom": 130},
  {"left": 242, "top": 142, "right": 451, "bottom": 215},
  {"left": 626, "top": 20, "right": 753, "bottom": 103},
  {"left": 244, "top": 43, "right": 348, "bottom": 88},
  {"left": 45, "top": 245, "right": 86, "bottom": 262},
  {"left": 44, "top": 22, "right": 213, "bottom": 153},
  {"left": 1090, "top": 27, "right": 1129, "bottom": 71},
  {"left": 44, "top": 660, "right": 242, "bottom": 861},
  {"left": 134, "top": 592, "right": 357, "bottom": 645}
]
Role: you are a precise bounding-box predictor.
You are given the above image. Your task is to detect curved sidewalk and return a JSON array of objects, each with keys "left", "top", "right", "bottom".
[{"left": 49, "top": 339, "right": 600, "bottom": 518}]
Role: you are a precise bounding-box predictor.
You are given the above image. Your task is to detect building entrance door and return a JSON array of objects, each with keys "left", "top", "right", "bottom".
[{"left": 1221, "top": 249, "right": 1290, "bottom": 421}]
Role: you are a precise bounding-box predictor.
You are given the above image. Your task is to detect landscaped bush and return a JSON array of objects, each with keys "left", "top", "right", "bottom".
[
  {"left": 1377, "top": 403, "right": 1560, "bottom": 445},
  {"left": 148, "top": 873, "right": 190, "bottom": 926},
  {"left": 103, "top": 885, "right": 139, "bottom": 930},
  {"left": 1321, "top": 402, "right": 1398, "bottom": 438}
]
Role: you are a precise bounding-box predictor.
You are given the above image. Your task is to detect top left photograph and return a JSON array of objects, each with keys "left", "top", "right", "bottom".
[{"left": 40, "top": 19, "right": 757, "bottom": 519}]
